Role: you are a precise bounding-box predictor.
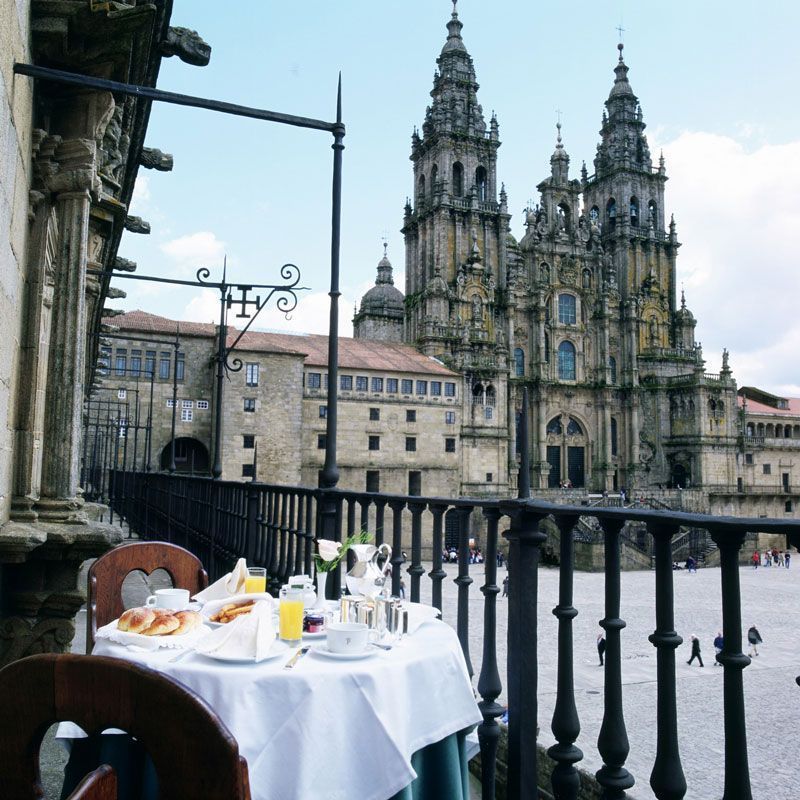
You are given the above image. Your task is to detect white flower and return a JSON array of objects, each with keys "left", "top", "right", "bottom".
[{"left": 317, "top": 539, "right": 343, "bottom": 563}]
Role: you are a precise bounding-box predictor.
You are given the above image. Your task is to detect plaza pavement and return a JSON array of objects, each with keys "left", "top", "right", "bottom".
[{"left": 423, "top": 561, "right": 800, "bottom": 800}]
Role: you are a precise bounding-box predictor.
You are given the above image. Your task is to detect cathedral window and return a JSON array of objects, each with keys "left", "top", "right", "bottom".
[
  {"left": 514, "top": 348, "right": 525, "bottom": 377},
  {"left": 558, "top": 294, "right": 577, "bottom": 325},
  {"left": 431, "top": 164, "right": 438, "bottom": 193},
  {"left": 609, "top": 356, "right": 617, "bottom": 384},
  {"left": 417, "top": 174, "right": 426, "bottom": 202},
  {"left": 544, "top": 332, "right": 550, "bottom": 363},
  {"left": 567, "top": 417, "right": 583, "bottom": 436},
  {"left": 590, "top": 206, "right": 599, "bottom": 222},
  {"left": 452, "top": 162, "right": 464, "bottom": 197},
  {"left": 648, "top": 200, "right": 657, "bottom": 227},
  {"left": 546, "top": 417, "right": 563, "bottom": 435},
  {"left": 558, "top": 341, "right": 576, "bottom": 381},
  {"left": 611, "top": 418, "right": 618, "bottom": 455},
  {"left": 606, "top": 198, "right": 617, "bottom": 229},
  {"left": 630, "top": 197, "right": 639, "bottom": 226},
  {"left": 475, "top": 166, "right": 487, "bottom": 201}
]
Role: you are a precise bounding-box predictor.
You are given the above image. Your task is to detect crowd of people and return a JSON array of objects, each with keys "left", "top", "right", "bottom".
[
  {"left": 751, "top": 548, "right": 791, "bottom": 568},
  {"left": 683, "top": 624, "right": 764, "bottom": 667}
]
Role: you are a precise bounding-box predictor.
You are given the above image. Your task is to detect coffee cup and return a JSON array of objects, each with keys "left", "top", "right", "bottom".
[
  {"left": 326, "top": 622, "right": 378, "bottom": 655},
  {"left": 145, "top": 588, "right": 190, "bottom": 610}
]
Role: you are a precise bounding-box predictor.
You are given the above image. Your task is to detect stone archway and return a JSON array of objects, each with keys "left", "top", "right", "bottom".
[{"left": 160, "top": 437, "right": 210, "bottom": 473}]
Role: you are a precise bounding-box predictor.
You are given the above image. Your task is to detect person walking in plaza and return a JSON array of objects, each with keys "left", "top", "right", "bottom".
[
  {"left": 713, "top": 631, "right": 724, "bottom": 665},
  {"left": 751, "top": 550, "right": 760, "bottom": 569},
  {"left": 747, "top": 624, "right": 763, "bottom": 657},
  {"left": 785, "top": 550, "right": 791, "bottom": 569},
  {"left": 597, "top": 633, "right": 606, "bottom": 666},
  {"left": 687, "top": 634, "right": 704, "bottom": 666},
  {"left": 686, "top": 555, "right": 696, "bottom": 573},
  {"left": 502, "top": 574, "right": 509, "bottom": 598}
]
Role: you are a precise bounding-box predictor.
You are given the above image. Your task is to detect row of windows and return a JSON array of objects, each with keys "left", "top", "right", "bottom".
[
  {"left": 316, "top": 435, "right": 458, "bottom": 453},
  {"left": 417, "top": 163, "right": 488, "bottom": 202},
  {"left": 319, "top": 407, "right": 457, "bottom": 425},
  {"left": 363, "top": 470, "right": 494, "bottom": 495},
  {"left": 308, "top": 373, "right": 457, "bottom": 398},
  {"left": 513, "top": 345, "right": 617, "bottom": 384},
  {"left": 102, "top": 348, "right": 184, "bottom": 380},
  {"left": 594, "top": 197, "right": 658, "bottom": 228},
  {"left": 165, "top": 399, "right": 209, "bottom": 410}
]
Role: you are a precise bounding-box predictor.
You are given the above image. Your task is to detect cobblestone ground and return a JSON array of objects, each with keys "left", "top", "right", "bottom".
[{"left": 421, "top": 561, "right": 800, "bottom": 800}]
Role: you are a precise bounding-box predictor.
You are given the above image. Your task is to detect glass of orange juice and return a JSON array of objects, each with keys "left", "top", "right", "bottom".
[
  {"left": 279, "top": 586, "right": 304, "bottom": 643},
  {"left": 245, "top": 567, "right": 267, "bottom": 594}
]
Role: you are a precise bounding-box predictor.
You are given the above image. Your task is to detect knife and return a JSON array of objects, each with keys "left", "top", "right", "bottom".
[{"left": 284, "top": 646, "right": 310, "bottom": 669}]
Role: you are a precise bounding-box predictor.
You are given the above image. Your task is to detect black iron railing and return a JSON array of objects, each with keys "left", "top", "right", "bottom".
[{"left": 108, "top": 470, "right": 800, "bottom": 800}]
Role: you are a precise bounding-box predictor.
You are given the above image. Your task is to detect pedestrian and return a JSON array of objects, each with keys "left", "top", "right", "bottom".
[
  {"left": 713, "top": 631, "right": 724, "bottom": 666},
  {"left": 687, "top": 634, "right": 704, "bottom": 667},
  {"left": 686, "top": 555, "right": 696, "bottom": 573},
  {"left": 747, "top": 624, "right": 763, "bottom": 657},
  {"left": 597, "top": 633, "right": 606, "bottom": 666},
  {"left": 399, "top": 577, "right": 406, "bottom": 599},
  {"left": 751, "top": 550, "right": 760, "bottom": 569},
  {"left": 785, "top": 551, "right": 791, "bottom": 569},
  {"left": 502, "top": 574, "right": 509, "bottom": 597},
  {"left": 763, "top": 550, "right": 771, "bottom": 567}
]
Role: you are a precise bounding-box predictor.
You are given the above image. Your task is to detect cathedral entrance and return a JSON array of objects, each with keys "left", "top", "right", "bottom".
[
  {"left": 547, "top": 446, "right": 561, "bottom": 488},
  {"left": 567, "top": 447, "right": 585, "bottom": 488},
  {"left": 545, "top": 415, "right": 588, "bottom": 488},
  {"left": 671, "top": 463, "right": 688, "bottom": 489}
]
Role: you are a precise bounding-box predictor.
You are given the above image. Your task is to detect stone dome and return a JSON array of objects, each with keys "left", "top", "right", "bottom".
[{"left": 358, "top": 249, "right": 404, "bottom": 315}]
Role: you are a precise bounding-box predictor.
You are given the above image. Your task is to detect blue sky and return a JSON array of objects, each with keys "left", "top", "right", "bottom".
[{"left": 119, "top": 1, "right": 800, "bottom": 395}]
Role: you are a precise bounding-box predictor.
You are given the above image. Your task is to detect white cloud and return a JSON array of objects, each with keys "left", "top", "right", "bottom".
[
  {"left": 161, "top": 231, "right": 226, "bottom": 274},
  {"left": 183, "top": 289, "right": 220, "bottom": 324},
  {"left": 656, "top": 131, "right": 800, "bottom": 394},
  {"left": 130, "top": 174, "right": 150, "bottom": 210}
]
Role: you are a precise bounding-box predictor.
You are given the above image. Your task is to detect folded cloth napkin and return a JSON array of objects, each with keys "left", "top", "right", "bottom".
[
  {"left": 193, "top": 557, "right": 248, "bottom": 603},
  {"left": 194, "top": 600, "right": 276, "bottom": 661},
  {"left": 405, "top": 602, "right": 441, "bottom": 635}
]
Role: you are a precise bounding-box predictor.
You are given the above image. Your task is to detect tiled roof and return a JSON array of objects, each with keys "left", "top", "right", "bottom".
[
  {"left": 737, "top": 394, "right": 800, "bottom": 417},
  {"left": 103, "top": 311, "right": 457, "bottom": 376}
]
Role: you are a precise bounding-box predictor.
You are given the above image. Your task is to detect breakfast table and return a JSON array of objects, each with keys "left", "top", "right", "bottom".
[{"left": 57, "top": 616, "right": 481, "bottom": 800}]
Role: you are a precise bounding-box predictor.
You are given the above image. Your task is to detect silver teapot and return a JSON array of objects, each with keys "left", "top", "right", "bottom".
[{"left": 345, "top": 543, "right": 392, "bottom": 598}]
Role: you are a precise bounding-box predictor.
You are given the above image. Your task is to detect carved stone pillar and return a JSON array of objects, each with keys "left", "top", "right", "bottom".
[{"left": 37, "top": 138, "right": 99, "bottom": 522}]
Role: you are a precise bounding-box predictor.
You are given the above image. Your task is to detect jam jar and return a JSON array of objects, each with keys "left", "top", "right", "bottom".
[{"left": 303, "top": 612, "right": 326, "bottom": 634}]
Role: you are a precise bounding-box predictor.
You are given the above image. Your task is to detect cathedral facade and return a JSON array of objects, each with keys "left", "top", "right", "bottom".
[{"left": 354, "top": 4, "right": 740, "bottom": 496}]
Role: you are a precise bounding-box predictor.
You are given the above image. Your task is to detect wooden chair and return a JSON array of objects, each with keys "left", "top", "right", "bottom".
[
  {"left": 0, "top": 653, "right": 251, "bottom": 800},
  {"left": 87, "top": 541, "right": 209, "bottom": 652},
  {"left": 66, "top": 765, "right": 117, "bottom": 800}
]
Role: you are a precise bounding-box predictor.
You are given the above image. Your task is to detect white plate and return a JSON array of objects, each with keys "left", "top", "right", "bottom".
[
  {"left": 312, "top": 645, "right": 376, "bottom": 661},
  {"left": 197, "top": 639, "right": 292, "bottom": 664},
  {"left": 302, "top": 630, "right": 327, "bottom": 640}
]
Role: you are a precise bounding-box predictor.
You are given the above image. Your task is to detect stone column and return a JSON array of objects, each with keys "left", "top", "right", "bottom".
[{"left": 37, "top": 138, "right": 98, "bottom": 522}]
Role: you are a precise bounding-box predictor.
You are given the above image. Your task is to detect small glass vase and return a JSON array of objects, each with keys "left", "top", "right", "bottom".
[{"left": 313, "top": 570, "right": 328, "bottom": 609}]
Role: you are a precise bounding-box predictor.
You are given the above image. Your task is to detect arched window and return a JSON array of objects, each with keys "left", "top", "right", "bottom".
[
  {"left": 452, "top": 162, "right": 464, "bottom": 197},
  {"left": 558, "top": 294, "right": 577, "bottom": 325},
  {"left": 610, "top": 417, "right": 618, "bottom": 455},
  {"left": 609, "top": 356, "right": 617, "bottom": 384},
  {"left": 417, "top": 174, "right": 426, "bottom": 201},
  {"left": 431, "top": 164, "right": 438, "bottom": 192},
  {"left": 648, "top": 200, "right": 657, "bottom": 227},
  {"left": 486, "top": 385, "right": 496, "bottom": 406},
  {"left": 590, "top": 205, "right": 600, "bottom": 222},
  {"left": 567, "top": 417, "right": 583, "bottom": 435},
  {"left": 558, "top": 341, "right": 576, "bottom": 381},
  {"left": 630, "top": 196, "right": 639, "bottom": 226},
  {"left": 472, "top": 384, "right": 484, "bottom": 405},
  {"left": 746, "top": 423, "right": 755, "bottom": 437},
  {"left": 544, "top": 332, "right": 550, "bottom": 363},
  {"left": 475, "top": 166, "right": 487, "bottom": 201},
  {"left": 514, "top": 347, "right": 525, "bottom": 377},
  {"left": 557, "top": 201, "right": 571, "bottom": 230},
  {"left": 766, "top": 424, "right": 775, "bottom": 438},
  {"left": 606, "top": 198, "right": 617, "bottom": 228},
  {"left": 546, "top": 416, "right": 563, "bottom": 435},
  {"left": 786, "top": 426, "right": 793, "bottom": 440}
]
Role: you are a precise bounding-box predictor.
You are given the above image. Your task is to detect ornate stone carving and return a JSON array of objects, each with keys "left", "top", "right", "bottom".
[
  {"left": 113, "top": 256, "right": 137, "bottom": 272},
  {"left": 139, "top": 147, "right": 174, "bottom": 171},
  {"left": 160, "top": 26, "right": 211, "bottom": 66},
  {"left": 124, "top": 215, "right": 150, "bottom": 234}
]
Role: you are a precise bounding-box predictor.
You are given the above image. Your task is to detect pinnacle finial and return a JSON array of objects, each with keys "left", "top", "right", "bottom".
[
  {"left": 681, "top": 286, "right": 686, "bottom": 309},
  {"left": 556, "top": 120, "right": 563, "bottom": 147},
  {"left": 452, "top": 0, "right": 458, "bottom": 17}
]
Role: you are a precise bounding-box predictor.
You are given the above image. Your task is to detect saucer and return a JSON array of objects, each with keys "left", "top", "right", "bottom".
[
  {"left": 302, "top": 630, "right": 327, "bottom": 640},
  {"left": 312, "top": 645, "right": 375, "bottom": 661}
]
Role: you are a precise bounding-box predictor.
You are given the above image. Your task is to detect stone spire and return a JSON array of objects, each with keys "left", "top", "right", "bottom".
[
  {"left": 550, "top": 121, "right": 570, "bottom": 185},
  {"left": 593, "top": 42, "right": 653, "bottom": 178},
  {"left": 353, "top": 245, "right": 405, "bottom": 343},
  {"left": 375, "top": 241, "right": 395, "bottom": 285}
]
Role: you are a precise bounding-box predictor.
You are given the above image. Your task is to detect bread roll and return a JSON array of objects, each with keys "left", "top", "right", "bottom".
[
  {"left": 141, "top": 614, "right": 180, "bottom": 636},
  {"left": 118, "top": 607, "right": 156, "bottom": 634},
  {"left": 172, "top": 610, "right": 200, "bottom": 636}
]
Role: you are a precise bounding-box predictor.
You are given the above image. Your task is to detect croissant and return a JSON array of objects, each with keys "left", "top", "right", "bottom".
[
  {"left": 141, "top": 614, "right": 181, "bottom": 636},
  {"left": 172, "top": 610, "right": 201, "bottom": 635}
]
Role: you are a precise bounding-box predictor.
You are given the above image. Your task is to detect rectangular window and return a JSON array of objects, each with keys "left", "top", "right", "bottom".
[
  {"left": 242, "top": 463, "right": 254, "bottom": 478},
  {"left": 387, "top": 378, "right": 398, "bottom": 394},
  {"left": 319, "top": 405, "right": 327, "bottom": 418},
  {"left": 323, "top": 373, "right": 329, "bottom": 389},
  {"left": 366, "top": 470, "right": 380, "bottom": 493},
  {"left": 486, "top": 472, "right": 493, "bottom": 483},
  {"left": 356, "top": 376, "right": 368, "bottom": 391},
  {"left": 145, "top": 351, "right": 156, "bottom": 377},
  {"left": 430, "top": 381, "right": 442, "bottom": 396},
  {"left": 406, "top": 409, "right": 416, "bottom": 423},
  {"left": 246, "top": 363, "right": 259, "bottom": 387},
  {"left": 405, "top": 437, "right": 417, "bottom": 452},
  {"left": 401, "top": 379, "right": 413, "bottom": 394},
  {"left": 786, "top": 500, "right": 793, "bottom": 513},
  {"left": 445, "top": 437, "right": 456, "bottom": 453},
  {"left": 166, "top": 399, "right": 174, "bottom": 408},
  {"left": 340, "top": 375, "right": 353, "bottom": 391},
  {"left": 115, "top": 349, "right": 127, "bottom": 376},
  {"left": 308, "top": 373, "right": 321, "bottom": 389},
  {"left": 99, "top": 346, "right": 111, "bottom": 375},
  {"left": 408, "top": 471, "right": 422, "bottom": 496},
  {"left": 558, "top": 293, "right": 577, "bottom": 325},
  {"left": 369, "top": 408, "right": 380, "bottom": 421},
  {"left": 444, "top": 382, "right": 456, "bottom": 397},
  {"left": 159, "top": 353, "right": 170, "bottom": 379},
  {"left": 445, "top": 411, "right": 456, "bottom": 425},
  {"left": 763, "top": 464, "right": 771, "bottom": 475},
  {"left": 130, "top": 350, "right": 142, "bottom": 377},
  {"left": 783, "top": 472, "right": 790, "bottom": 492},
  {"left": 196, "top": 400, "right": 209, "bottom": 410},
  {"left": 117, "top": 388, "right": 127, "bottom": 400},
  {"left": 371, "top": 377, "right": 384, "bottom": 393},
  {"left": 117, "top": 419, "right": 127, "bottom": 439},
  {"left": 745, "top": 453, "right": 753, "bottom": 465},
  {"left": 485, "top": 406, "right": 493, "bottom": 420},
  {"left": 243, "top": 434, "right": 255, "bottom": 449},
  {"left": 317, "top": 434, "right": 327, "bottom": 449},
  {"left": 181, "top": 408, "right": 193, "bottom": 422},
  {"left": 368, "top": 435, "right": 380, "bottom": 451},
  {"left": 182, "top": 400, "right": 193, "bottom": 409},
  {"left": 176, "top": 352, "right": 185, "bottom": 381},
  {"left": 244, "top": 398, "right": 256, "bottom": 412},
  {"left": 416, "top": 380, "right": 428, "bottom": 395}
]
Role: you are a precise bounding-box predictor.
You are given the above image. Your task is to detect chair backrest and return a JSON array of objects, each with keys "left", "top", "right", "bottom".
[
  {"left": 0, "top": 654, "right": 251, "bottom": 800},
  {"left": 66, "top": 765, "right": 117, "bottom": 800},
  {"left": 87, "top": 541, "right": 209, "bottom": 652}
]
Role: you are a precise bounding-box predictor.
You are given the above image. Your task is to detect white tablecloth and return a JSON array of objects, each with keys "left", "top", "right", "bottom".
[{"left": 58, "top": 620, "right": 481, "bottom": 800}]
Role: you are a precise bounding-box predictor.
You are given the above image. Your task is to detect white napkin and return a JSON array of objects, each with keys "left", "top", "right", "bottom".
[
  {"left": 193, "top": 558, "right": 248, "bottom": 602},
  {"left": 194, "top": 600, "right": 276, "bottom": 661},
  {"left": 405, "top": 602, "right": 441, "bottom": 635}
]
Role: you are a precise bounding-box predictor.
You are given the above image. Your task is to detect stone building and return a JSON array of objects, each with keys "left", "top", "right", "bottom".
[
  {"left": 0, "top": 1, "right": 209, "bottom": 664},
  {"left": 355, "top": 3, "right": 775, "bottom": 516}
]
